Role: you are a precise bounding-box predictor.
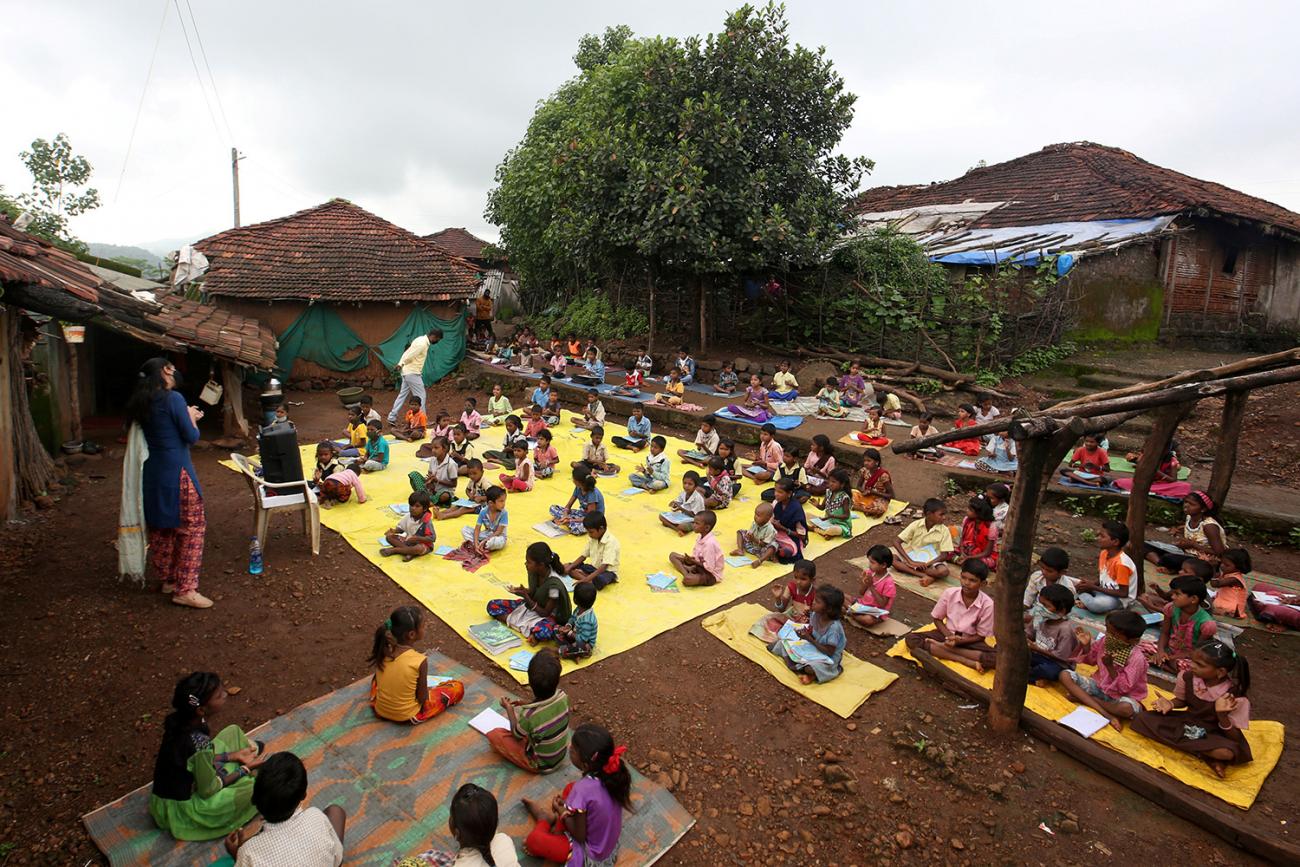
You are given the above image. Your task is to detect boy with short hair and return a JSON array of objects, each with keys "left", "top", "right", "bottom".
[
  {"left": 612, "top": 404, "right": 651, "bottom": 451},
  {"left": 358, "top": 394, "right": 381, "bottom": 425},
  {"left": 488, "top": 649, "right": 571, "bottom": 774},
  {"left": 227, "top": 752, "right": 346, "bottom": 866},
  {"left": 361, "top": 420, "right": 390, "bottom": 472},
  {"left": 1026, "top": 582, "right": 1080, "bottom": 684},
  {"left": 892, "top": 498, "right": 955, "bottom": 583},
  {"left": 411, "top": 435, "right": 458, "bottom": 506},
  {"left": 675, "top": 345, "right": 696, "bottom": 384},
  {"left": 1075, "top": 520, "right": 1137, "bottom": 613},
  {"left": 555, "top": 582, "right": 599, "bottom": 660},
  {"left": 733, "top": 501, "right": 778, "bottom": 567},
  {"left": 715, "top": 361, "right": 739, "bottom": 395},
  {"left": 678, "top": 416, "right": 720, "bottom": 467},
  {"left": 391, "top": 395, "right": 427, "bottom": 442},
  {"left": 669, "top": 510, "right": 725, "bottom": 587},
  {"left": 630, "top": 435, "right": 671, "bottom": 491},
  {"left": 1022, "top": 546, "right": 1077, "bottom": 608},
  {"left": 572, "top": 390, "right": 606, "bottom": 430},
  {"left": 565, "top": 512, "right": 620, "bottom": 589}
]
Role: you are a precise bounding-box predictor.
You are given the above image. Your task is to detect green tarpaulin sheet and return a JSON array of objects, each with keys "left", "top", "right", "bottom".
[
  {"left": 275, "top": 305, "right": 371, "bottom": 375},
  {"left": 374, "top": 306, "right": 469, "bottom": 384}
]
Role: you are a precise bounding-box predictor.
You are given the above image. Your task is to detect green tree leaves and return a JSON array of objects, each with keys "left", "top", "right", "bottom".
[{"left": 9, "top": 133, "right": 101, "bottom": 249}]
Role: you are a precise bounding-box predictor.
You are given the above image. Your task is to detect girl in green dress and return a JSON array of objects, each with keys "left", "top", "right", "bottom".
[{"left": 149, "top": 672, "right": 266, "bottom": 841}]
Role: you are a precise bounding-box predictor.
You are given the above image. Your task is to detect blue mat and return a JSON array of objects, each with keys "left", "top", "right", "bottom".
[
  {"left": 593, "top": 383, "right": 656, "bottom": 402},
  {"left": 715, "top": 409, "right": 804, "bottom": 430},
  {"left": 1055, "top": 476, "right": 1183, "bottom": 502}
]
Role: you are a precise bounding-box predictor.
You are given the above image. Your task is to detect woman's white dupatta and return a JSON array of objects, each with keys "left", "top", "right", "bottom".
[{"left": 117, "top": 423, "right": 149, "bottom": 585}]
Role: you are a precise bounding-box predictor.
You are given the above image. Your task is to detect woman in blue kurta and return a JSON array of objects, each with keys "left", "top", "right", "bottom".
[{"left": 126, "top": 358, "right": 212, "bottom": 608}]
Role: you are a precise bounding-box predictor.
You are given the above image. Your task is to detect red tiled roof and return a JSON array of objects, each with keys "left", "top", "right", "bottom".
[
  {"left": 149, "top": 287, "right": 278, "bottom": 370},
  {"left": 852, "top": 142, "right": 1300, "bottom": 237},
  {"left": 0, "top": 220, "right": 111, "bottom": 303},
  {"left": 195, "top": 199, "right": 481, "bottom": 302},
  {"left": 424, "top": 226, "right": 492, "bottom": 259}
]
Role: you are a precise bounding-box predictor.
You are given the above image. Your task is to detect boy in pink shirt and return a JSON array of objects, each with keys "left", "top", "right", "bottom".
[
  {"left": 1060, "top": 608, "right": 1149, "bottom": 731},
  {"left": 906, "top": 558, "right": 994, "bottom": 671},
  {"left": 669, "top": 511, "right": 725, "bottom": 587}
]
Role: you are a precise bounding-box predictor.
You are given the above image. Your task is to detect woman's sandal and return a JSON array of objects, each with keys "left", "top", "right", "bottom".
[{"left": 172, "top": 591, "right": 214, "bottom": 609}]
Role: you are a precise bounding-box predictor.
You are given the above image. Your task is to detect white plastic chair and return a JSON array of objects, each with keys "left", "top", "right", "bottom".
[{"left": 230, "top": 452, "right": 320, "bottom": 555}]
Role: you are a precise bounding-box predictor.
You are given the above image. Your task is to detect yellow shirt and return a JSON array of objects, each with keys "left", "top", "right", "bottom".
[
  {"left": 348, "top": 422, "right": 368, "bottom": 448},
  {"left": 583, "top": 531, "right": 621, "bottom": 573},
  {"left": 372, "top": 648, "right": 424, "bottom": 722},
  {"left": 898, "top": 517, "right": 955, "bottom": 560},
  {"left": 663, "top": 380, "right": 685, "bottom": 396},
  {"left": 772, "top": 371, "right": 799, "bottom": 391}
]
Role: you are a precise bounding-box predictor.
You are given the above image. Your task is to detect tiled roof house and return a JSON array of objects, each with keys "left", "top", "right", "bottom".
[
  {"left": 424, "top": 226, "right": 493, "bottom": 264},
  {"left": 195, "top": 199, "right": 481, "bottom": 380},
  {"left": 852, "top": 142, "right": 1300, "bottom": 340}
]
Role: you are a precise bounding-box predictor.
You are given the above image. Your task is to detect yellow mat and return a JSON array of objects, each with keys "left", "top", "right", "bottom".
[
  {"left": 888, "top": 627, "right": 1284, "bottom": 809},
  {"left": 700, "top": 602, "right": 898, "bottom": 717},
  {"left": 224, "top": 420, "right": 904, "bottom": 683}
]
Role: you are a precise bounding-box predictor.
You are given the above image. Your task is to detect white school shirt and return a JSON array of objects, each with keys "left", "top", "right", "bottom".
[
  {"left": 975, "top": 405, "right": 1001, "bottom": 425},
  {"left": 694, "top": 428, "right": 720, "bottom": 453}
]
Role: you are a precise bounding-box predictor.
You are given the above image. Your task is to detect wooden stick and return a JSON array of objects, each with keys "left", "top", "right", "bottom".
[
  {"left": 1126, "top": 402, "right": 1195, "bottom": 588},
  {"left": 1051, "top": 347, "right": 1300, "bottom": 410},
  {"left": 907, "top": 645, "right": 1300, "bottom": 864},
  {"left": 1207, "top": 391, "right": 1248, "bottom": 508}
]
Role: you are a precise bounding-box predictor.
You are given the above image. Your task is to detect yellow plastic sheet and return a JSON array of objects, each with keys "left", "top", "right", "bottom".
[
  {"left": 701, "top": 603, "right": 898, "bottom": 717},
  {"left": 888, "top": 627, "right": 1284, "bottom": 809},
  {"left": 225, "top": 418, "right": 905, "bottom": 683}
]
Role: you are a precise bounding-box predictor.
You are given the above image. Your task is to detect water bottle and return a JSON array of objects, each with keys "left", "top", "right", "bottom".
[{"left": 249, "top": 537, "right": 264, "bottom": 575}]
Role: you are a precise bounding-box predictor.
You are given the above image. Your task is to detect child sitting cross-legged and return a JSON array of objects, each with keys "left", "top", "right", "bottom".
[
  {"left": 892, "top": 497, "right": 955, "bottom": 585},
  {"left": 1149, "top": 576, "right": 1217, "bottom": 672},
  {"left": 551, "top": 468, "right": 605, "bottom": 535},
  {"left": 678, "top": 416, "right": 720, "bottom": 467},
  {"left": 772, "top": 558, "right": 816, "bottom": 622},
  {"left": 660, "top": 470, "right": 706, "bottom": 535},
  {"left": 381, "top": 491, "right": 436, "bottom": 561},
  {"left": 369, "top": 606, "right": 465, "bottom": 725},
  {"left": 437, "top": 458, "right": 486, "bottom": 520},
  {"left": 394, "top": 784, "right": 520, "bottom": 867},
  {"left": 770, "top": 360, "right": 799, "bottom": 400},
  {"left": 653, "top": 368, "right": 685, "bottom": 406},
  {"left": 572, "top": 389, "right": 606, "bottom": 431},
  {"left": 482, "top": 383, "right": 513, "bottom": 427},
  {"left": 851, "top": 448, "right": 894, "bottom": 518},
  {"left": 1025, "top": 583, "right": 1081, "bottom": 685},
  {"left": 499, "top": 441, "right": 535, "bottom": 492},
  {"left": 1022, "top": 546, "right": 1077, "bottom": 609},
  {"left": 487, "top": 648, "right": 570, "bottom": 774},
  {"left": 612, "top": 356, "right": 645, "bottom": 397},
  {"left": 733, "top": 501, "right": 778, "bottom": 567},
  {"left": 760, "top": 447, "right": 809, "bottom": 504},
  {"left": 1075, "top": 520, "right": 1138, "bottom": 614},
  {"left": 522, "top": 723, "right": 630, "bottom": 865},
  {"left": 461, "top": 486, "right": 509, "bottom": 554},
  {"left": 668, "top": 510, "right": 725, "bottom": 587},
  {"left": 629, "top": 435, "right": 671, "bottom": 491},
  {"left": 1136, "top": 556, "right": 1213, "bottom": 613},
  {"left": 523, "top": 404, "right": 548, "bottom": 440},
  {"left": 226, "top": 752, "right": 347, "bottom": 866},
  {"left": 1059, "top": 609, "right": 1150, "bottom": 731},
  {"left": 1210, "top": 547, "right": 1250, "bottom": 619},
  {"left": 815, "top": 376, "right": 846, "bottom": 418},
  {"left": 391, "top": 395, "right": 427, "bottom": 442},
  {"left": 572, "top": 424, "right": 618, "bottom": 475},
  {"left": 742, "top": 423, "right": 784, "bottom": 483},
  {"left": 487, "top": 542, "right": 572, "bottom": 645},
  {"left": 846, "top": 545, "right": 897, "bottom": 629},
  {"left": 768, "top": 585, "right": 848, "bottom": 684},
  {"left": 907, "top": 558, "right": 995, "bottom": 672},
  {"left": 360, "top": 420, "right": 390, "bottom": 472},
  {"left": 564, "top": 511, "right": 620, "bottom": 590},
  {"left": 853, "top": 405, "right": 889, "bottom": 446},
  {"left": 1132, "top": 641, "right": 1253, "bottom": 777},
  {"left": 311, "top": 441, "right": 343, "bottom": 493},
  {"left": 610, "top": 404, "right": 651, "bottom": 451},
  {"left": 481, "top": 415, "right": 526, "bottom": 470},
  {"left": 554, "top": 581, "right": 599, "bottom": 660},
  {"left": 811, "top": 468, "right": 854, "bottom": 539},
  {"left": 533, "top": 428, "right": 559, "bottom": 479},
  {"left": 701, "top": 455, "right": 734, "bottom": 510}
]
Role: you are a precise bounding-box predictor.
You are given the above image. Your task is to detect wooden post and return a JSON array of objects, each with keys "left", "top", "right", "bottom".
[
  {"left": 697, "top": 276, "right": 708, "bottom": 353},
  {"left": 1207, "top": 390, "right": 1247, "bottom": 508},
  {"left": 1126, "top": 402, "right": 1195, "bottom": 587},
  {"left": 66, "top": 341, "right": 82, "bottom": 444},
  {"left": 988, "top": 425, "right": 1078, "bottom": 734}
]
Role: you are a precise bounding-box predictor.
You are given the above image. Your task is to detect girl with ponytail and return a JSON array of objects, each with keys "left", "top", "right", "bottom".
[
  {"left": 485, "top": 542, "right": 573, "bottom": 642},
  {"left": 149, "top": 672, "right": 263, "bottom": 840},
  {"left": 1133, "top": 640, "right": 1253, "bottom": 776},
  {"left": 368, "top": 605, "right": 464, "bottom": 725},
  {"left": 522, "top": 723, "right": 630, "bottom": 866},
  {"left": 395, "top": 783, "right": 521, "bottom": 867}
]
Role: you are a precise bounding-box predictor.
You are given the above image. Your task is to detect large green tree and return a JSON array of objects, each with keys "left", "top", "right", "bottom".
[
  {"left": 486, "top": 3, "right": 872, "bottom": 348},
  {"left": 5, "top": 133, "right": 101, "bottom": 249}
]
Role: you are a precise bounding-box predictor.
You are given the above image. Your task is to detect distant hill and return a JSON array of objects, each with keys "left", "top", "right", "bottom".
[{"left": 85, "top": 242, "right": 168, "bottom": 279}]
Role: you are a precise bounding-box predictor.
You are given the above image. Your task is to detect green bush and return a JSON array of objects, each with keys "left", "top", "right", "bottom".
[{"left": 526, "top": 292, "right": 649, "bottom": 342}]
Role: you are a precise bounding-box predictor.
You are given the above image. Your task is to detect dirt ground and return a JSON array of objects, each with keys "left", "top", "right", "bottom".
[{"left": 1, "top": 378, "right": 1298, "bottom": 866}]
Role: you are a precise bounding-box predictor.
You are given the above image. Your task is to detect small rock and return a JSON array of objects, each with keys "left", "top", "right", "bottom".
[
  {"left": 894, "top": 830, "right": 914, "bottom": 849},
  {"left": 734, "top": 357, "right": 751, "bottom": 372},
  {"left": 1059, "top": 819, "right": 1080, "bottom": 834},
  {"left": 738, "top": 801, "right": 754, "bottom": 817},
  {"left": 1009, "top": 760, "right": 1025, "bottom": 774},
  {"left": 812, "top": 805, "right": 832, "bottom": 816},
  {"left": 951, "top": 838, "right": 965, "bottom": 851},
  {"left": 756, "top": 796, "right": 772, "bottom": 817},
  {"left": 846, "top": 722, "right": 858, "bottom": 731}
]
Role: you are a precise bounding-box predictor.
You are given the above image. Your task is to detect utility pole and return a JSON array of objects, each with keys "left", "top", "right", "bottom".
[{"left": 231, "top": 147, "right": 244, "bottom": 227}]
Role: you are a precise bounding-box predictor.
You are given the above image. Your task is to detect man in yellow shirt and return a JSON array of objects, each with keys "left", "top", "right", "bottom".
[{"left": 387, "top": 328, "right": 443, "bottom": 424}]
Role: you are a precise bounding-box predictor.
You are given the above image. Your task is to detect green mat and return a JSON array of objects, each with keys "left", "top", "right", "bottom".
[
  {"left": 1061, "top": 455, "right": 1191, "bottom": 480},
  {"left": 82, "top": 651, "right": 693, "bottom": 866}
]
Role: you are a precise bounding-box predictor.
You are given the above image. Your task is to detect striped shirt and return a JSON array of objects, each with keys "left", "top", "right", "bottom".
[
  {"left": 572, "top": 608, "right": 598, "bottom": 646},
  {"left": 514, "top": 689, "right": 571, "bottom": 773}
]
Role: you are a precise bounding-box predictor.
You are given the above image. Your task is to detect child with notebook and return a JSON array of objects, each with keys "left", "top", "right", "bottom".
[
  {"left": 715, "top": 361, "right": 739, "bottom": 395},
  {"left": 462, "top": 486, "right": 509, "bottom": 553},
  {"left": 674, "top": 346, "right": 697, "bottom": 384},
  {"left": 564, "top": 512, "right": 620, "bottom": 589},
  {"left": 550, "top": 469, "right": 605, "bottom": 535},
  {"left": 815, "top": 377, "right": 846, "bottom": 418},
  {"left": 653, "top": 368, "right": 685, "bottom": 406},
  {"left": 612, "top": 358, "right": 645, "bottom": 397},
  {"left": 369, "top": 606, "right": 465, "bottom": 724},
  {"left": 668, "top": 510, "right": 725, "bottom": 586},
  {"left": 909, "top": 412, "right": 941, "bottom": 441},
  {"left": 759, "top": 447, "right": 809, "bottom": 503},
  {"left": 701, "top": 456, "right": 733, "bottom": 510},
  {"left": 487, "top": 648, "right": 571, "bottom": 774},
  {"left": 611, "top": 404, "right": 651, "bottom": 451},
  {"left": 811, "top": 468, "right": 854, "bottom": 538},
  {"left": 573, "top": 425, "right": 617, "bottom": 475},
  {"left": 768, "top": 585, "right": 847, "bottom": 684},
  {"left": 732, "top": 501, "right": 778, "bottom": 567},
  {"left": 660, "top": 471, "right": 706, "bottom": 534},
  {"left": 521, "top": 723, "right": 629, "bottom": 865},
  {"left": 742, "top": 423, "right": 784, "bottom": 483},
  {"left": 533, "top": 429, "right": 559, "bottom": 479},
  {"left": 1059, "top": 609, "right": 1150, "bottom": 731},
  {"left": 1025, "top": 583, "right": 1080, "bottom": 684},
  {"left": 460, "top": 398, "right": 483, "bottom": 440},
  {"left": 381, "top": 491, "right": 436, "bottom": 561},
  {"left": 678, "top": 416, "right": 720, "bottom": 467},
  {"left": 893, "top": 498, "right": 956, "bottom": 584},
  {"left": 410, "top": 436, "right": 458, "bottom": 506},
  {"left": 486, "top": 544, "right": 573, "bottom": 645},
  {"left": 852, "top": 405, "right": 889, "bottom": 446},
  {"left": 1149, "top": 576, "right": 1218, "bottom": 672},
  {"left": 449, "top": 424, "right": 478, "bottom": 474},
  {"left": 847, "top": 545, "right": 897, "bottom": 628},
  {"left": 629, "top": 436, "right": 672, "bottom": 491},
  {"left": 482, "top": 415, "right": 526, "bottom": 470},
  {"left": 573, "top": 390, "right": 607, "bottom": 431},
  {"left": 909, "top": 558, "right": 995, "bottom": 672},
  {"left": 1059, "top": 434, "right": 1111, "bottom": 486},
  {"left": 555, "top": 582, "right": 599, "bottom": 660}
]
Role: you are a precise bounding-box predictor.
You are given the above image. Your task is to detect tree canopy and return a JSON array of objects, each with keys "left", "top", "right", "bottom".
[
  {"left": 0, "top": 133, "right": 101, "bottom": 250},
  {"left": 486, "top": 3, "right": 873, "bottom": 319}
]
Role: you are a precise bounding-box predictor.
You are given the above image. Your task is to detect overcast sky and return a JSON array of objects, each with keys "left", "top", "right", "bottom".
[{"left": 4, "top": 1, "right": 1298, "bottom": 252}]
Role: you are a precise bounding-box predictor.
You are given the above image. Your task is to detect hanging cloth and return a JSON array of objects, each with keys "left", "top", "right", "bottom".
[
  {"left": 118, "top": 423, "right": 149, "bottom": 586},
  {"left": 374, "top": 306, "right": 469, "bottom": 385},
  {"left": 275, "top": 305, "right": 371, "bottom": 375}
]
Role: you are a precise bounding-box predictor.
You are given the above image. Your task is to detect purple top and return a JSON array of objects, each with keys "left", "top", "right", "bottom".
[
  {"left": 566, "top": 775, "right": 622, "bottom": 866},
  {"left": 745, "top": 385, "right": 768, "bottom": 405}
]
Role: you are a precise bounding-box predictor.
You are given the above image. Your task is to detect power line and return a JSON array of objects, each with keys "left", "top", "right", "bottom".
[
  {"left": 172, "top": 0, "right": 225, "bottom": 143},
  {"left": 114, "top": 0, "right": 171, "bottom": 203},
  {"left": 184, "top": 0, "right": 235, "bottom": 142}
]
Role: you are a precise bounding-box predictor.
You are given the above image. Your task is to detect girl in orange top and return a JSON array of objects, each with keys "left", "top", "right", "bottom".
[
  {"left": 947, "top": 404, "right": 982, "bottom": 456},
  {"left": 369, "top": 606, "right": 464, "bottom": 724},
  {"left": 1211, "top": 548, "right": 1251, "bottom": 619}
]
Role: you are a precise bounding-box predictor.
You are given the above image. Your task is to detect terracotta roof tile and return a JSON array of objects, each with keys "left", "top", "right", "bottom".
[
  {"left": 146, "top": 287, "right": 279, "bottom": 370},
  {"left": 424, "top": 226, "right": 491, "bottom": 259},
  {"left": 195, "top": 199, "right": 481, "bottom": 302},
  {"left": 853, "top": 142, "right": 1300, "bottom": 237}
]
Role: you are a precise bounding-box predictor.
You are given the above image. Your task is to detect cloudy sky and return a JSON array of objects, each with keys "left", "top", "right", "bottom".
[{"left": 4, "top": 1, "right": 1298, "bottom": 251}]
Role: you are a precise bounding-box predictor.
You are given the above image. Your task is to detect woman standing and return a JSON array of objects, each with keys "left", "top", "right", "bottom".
[{"left": 126, "top": 358, "right": 212, "bottom": 608}]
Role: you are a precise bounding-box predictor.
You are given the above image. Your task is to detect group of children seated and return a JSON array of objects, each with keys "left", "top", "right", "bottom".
[{"left": 149, "top": 609, "right": 633, "bottom": 866}]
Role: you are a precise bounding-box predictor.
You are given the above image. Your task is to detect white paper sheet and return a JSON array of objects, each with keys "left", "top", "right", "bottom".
[
  {"left": 1058, "top": 706, "right": 1110, "bottom": 738},
  {"left": 468, "top": 707, "right": 511, "bottom": 735}
]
